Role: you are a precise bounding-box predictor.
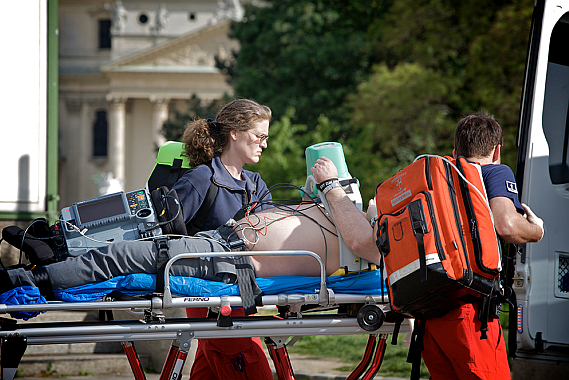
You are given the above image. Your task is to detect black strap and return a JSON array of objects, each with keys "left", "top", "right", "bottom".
[
  {"left": 154, "top": 237, "right": 170, "bottom": 294},
  {"left": 391, "top": 318, "right": 402, "bottom": 345},
  {"left": 1, "top": 335, "right": 28, "bottom": 373},
  {"left": 31, "top": 266, "right": 56, "bottom": 301},
  {"left": 167, "top": 158, "right": 183, "bottom": 189},
  {"left": 151, "top": 187, "right": 188, "bottom": 236},
  {"left": 479, "top": 296, "right": 491, "bottom": 340},
  {"left": 407, "top": 318, "right": 426, "bottom": 380},
  {"left": 186, "top": 163, "right": 219, "bottom": 236},
  {"left": 98, "top": 309, "right": 114, "bottom": 322},
  {"left": 147, "top": 159, "right": 188, "bottom": 193},
  {"left": 409, "top": 200, "right": 428, "bottom": 282},
  {"left": 105, "top": 290, "right": 146, "bottom": 301},
  {"left": 376, "top": 218, "right": 390, "bottom": 257},
  {"left": 234, "top": 256, "right": 264, "bottom": 315}
]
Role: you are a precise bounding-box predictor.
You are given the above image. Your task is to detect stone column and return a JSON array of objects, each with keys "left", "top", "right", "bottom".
[
  {"left": 107, "top": 96, "right": 127, "bottom": 191},
  {"left": 64, "top": 99, "right": 84, "bottom": 203},
  {"left": 150, "top": 96, "right": 170, "bottom": 149}
]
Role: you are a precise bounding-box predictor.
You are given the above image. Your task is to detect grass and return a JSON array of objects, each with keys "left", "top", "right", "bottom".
[
  {"left": 283, "top": 304, "right": 513, "bottom": 379},
  {"left": 285, "top": 333, "right": 430, "bottom": 379}
]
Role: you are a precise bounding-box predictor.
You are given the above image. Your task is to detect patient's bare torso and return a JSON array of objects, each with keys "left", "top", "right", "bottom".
[{"left": 239, "top": 204, "right": 341, "bottom": 277}]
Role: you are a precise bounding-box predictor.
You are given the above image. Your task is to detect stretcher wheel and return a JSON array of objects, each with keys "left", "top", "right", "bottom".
[{"left": 357, "top": 304, "right": 385, "bottom": 331}]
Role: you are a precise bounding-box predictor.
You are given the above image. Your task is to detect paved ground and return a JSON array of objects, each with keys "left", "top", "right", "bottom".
[{"left": 16, "top": 352, "right": 408, "bottom": 380}]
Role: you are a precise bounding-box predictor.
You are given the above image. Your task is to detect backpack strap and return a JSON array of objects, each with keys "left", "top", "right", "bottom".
[
  {"left": 409, "top": 199, "right": 428, "bottom": 282},
  {"left": 186, "top": 163, "right": 219, "bottom": 236},
  {"left": 167, "top": 158, "right": 183, "bottom": 190},
  {"left": 154, "top": 237, "right": 170, "bottom": 294},
  {"left": 406, "top": 318, "right": 426, "bottom": 380}
]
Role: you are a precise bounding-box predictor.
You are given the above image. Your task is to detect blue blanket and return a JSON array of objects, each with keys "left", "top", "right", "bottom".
[{"left": 0, "top": 271, "right": 386, "bottom": 320}]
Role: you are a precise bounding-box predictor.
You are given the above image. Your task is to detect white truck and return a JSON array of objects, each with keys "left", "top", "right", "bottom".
[{"left": 510, "top": 0, "right": 569, "bottom": 369}]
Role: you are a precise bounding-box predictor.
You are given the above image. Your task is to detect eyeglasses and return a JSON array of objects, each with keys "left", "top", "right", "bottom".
[{"left": 247, "top": 130, "right": 269, "bottom": 143}]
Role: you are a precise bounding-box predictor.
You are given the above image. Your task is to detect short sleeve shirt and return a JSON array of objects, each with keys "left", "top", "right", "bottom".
[{"left": 481, "top": 164, "right": 523, "bottom": 213}]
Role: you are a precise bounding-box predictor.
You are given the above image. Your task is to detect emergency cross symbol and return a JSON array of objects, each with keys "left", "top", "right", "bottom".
[
  {"left": 506, "top": 181, "right": 518, "bottom": 194},
  {"left": 396, "top": 178, "right": 403, "bottom": 192}
]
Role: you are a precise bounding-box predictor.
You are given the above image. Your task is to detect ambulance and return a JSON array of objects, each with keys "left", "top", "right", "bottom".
[{"left": 511, "top": 0, "right": 569, "bottom": 365}]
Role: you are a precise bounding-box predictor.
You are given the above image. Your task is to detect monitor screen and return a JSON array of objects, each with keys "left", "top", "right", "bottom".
[{"left": 75, "top": 193, "right": 127, "bottom": 225}]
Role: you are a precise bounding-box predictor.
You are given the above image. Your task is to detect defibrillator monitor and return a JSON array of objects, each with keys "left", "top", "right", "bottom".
[
  {"left": 73, "top": 192, "right": 129, "bottom": 228},
  {"left": 60, "top": 189, "right": 161, "bottom": 256}
]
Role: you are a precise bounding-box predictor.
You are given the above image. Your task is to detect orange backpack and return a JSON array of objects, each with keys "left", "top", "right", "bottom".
[{"left": 375, "top": 155, "right": 501, "bottom": 319}]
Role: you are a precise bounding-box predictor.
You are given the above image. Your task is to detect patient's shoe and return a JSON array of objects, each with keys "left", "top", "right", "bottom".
[
  {"left": 2, "top": 226, "right": 57, "bottom": 266},
  {"left": 0, "top": 268, "right": 15, "bottom": 294}
]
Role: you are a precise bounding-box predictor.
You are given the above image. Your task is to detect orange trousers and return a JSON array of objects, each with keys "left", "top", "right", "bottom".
[
  {"left": 186, "top": 307, "right": 273, "bottom": 380},
  {"left": 422, "top": 303, "right": 511, "bottom": 380}
]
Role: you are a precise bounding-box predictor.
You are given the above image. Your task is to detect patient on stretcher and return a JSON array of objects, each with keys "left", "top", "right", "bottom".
[{"left": 0, "top": 203, "right": 380, "bottom": 298}]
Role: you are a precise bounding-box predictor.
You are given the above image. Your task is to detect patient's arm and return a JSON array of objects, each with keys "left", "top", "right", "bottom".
[
  {"left": 237, "top": 204, "right": 341, "bottom": 277},
  {"left": 310, "top": 157, "right": 380, "bottom": 264}
]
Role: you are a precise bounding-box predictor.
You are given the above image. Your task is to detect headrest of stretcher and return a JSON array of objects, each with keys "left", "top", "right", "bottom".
[{"left": 147, "top": 141, "right": 191, "bottom": 193}]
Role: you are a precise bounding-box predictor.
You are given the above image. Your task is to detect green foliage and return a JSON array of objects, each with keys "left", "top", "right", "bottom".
[
  {"left": 287, "top": 333, "right": 430, "bottom": 378},
  {"left": 247, "top": 108, "right": 336, "bottom": 201},
  {"left": 161, "top": 102, "right": 338, "bottom": 202},
  {"left": 229, "top": 0, "right": 385, "bottom": 133},
  {"left": 463, "top": 0, "right": 534, "bottom": 168},
  {"left": 370, "top": 0, "right": 533, "bottom": 169},
  {"left": 162, "top": 0, "right": 535, "bottom": 199},
  {"left": 346, "top": 63, "right": 457, "bottom": 200},
  {"left": 161, "top": 95, "right": 228, "bottom": 142},
  {"left": 221, "top": 0, "right": 535, "bottom": 199}
]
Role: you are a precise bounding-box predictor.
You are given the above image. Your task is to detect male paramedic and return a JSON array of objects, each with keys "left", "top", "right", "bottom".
[{"left": 310, "top": 112, "right": 544, "bottom": 380}]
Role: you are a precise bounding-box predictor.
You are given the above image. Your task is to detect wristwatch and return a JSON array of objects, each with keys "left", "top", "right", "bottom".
[
  {"left": 317, "top": 178, "right": 341, "bottom": 195},
  {"left": 370, "top": 216, "right": 379, "bottom": 228}
]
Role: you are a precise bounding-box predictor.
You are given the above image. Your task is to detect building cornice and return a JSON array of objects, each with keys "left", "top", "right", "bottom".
[{"left": 101, "top": 20, "right": 232, "bottom": 71}]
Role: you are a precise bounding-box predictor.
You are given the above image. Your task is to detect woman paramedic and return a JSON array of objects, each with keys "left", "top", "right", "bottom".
[{"left": 171, "top": 98, "right": 274, "bottom": 380}]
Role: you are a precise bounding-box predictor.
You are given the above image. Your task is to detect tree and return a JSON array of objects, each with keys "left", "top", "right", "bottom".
[
  {"left": 246, "top": 108, "right": 336, "bottom": 201},
  {"left": 166, "top": 0, "right": 535, "bottom": 203},
  {"left": 346, "top": 63, "right": 457, "bottom": 201},
  {"left": 463, "top": 1, "right": 534, "bottom": 167},
  {"left": 228, "top": 0, "right": 387, "bottom": 135},
  {"left": 161, "top": 95, "right": 227, "bottom": 142},
  {"left": 369, "top": 0, "right": 534, "bottom": 168}
]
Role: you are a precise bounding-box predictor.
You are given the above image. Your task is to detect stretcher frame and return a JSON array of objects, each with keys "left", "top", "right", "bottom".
[{"left": 0, "top": 249, "right": 411, "bottom": 380}]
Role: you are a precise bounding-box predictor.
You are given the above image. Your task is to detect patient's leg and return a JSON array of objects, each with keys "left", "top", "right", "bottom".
[
  {"left": 0, "top": 204, "right": 340, "bottom": 293},
  {"left": 6, "top": 237, "right": 234, "bottom": 292},
  {"left": 239, "top": 204, "right": 341, "bottom": 277}
]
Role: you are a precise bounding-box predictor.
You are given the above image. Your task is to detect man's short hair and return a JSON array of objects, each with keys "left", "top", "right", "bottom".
[{"left": 454, "top": 113, "right": 503, "bottom": 158}]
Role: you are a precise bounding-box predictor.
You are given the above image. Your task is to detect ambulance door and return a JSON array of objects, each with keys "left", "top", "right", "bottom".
[{"left": 513, "top": 0, "right": 569, "bottom": 363}]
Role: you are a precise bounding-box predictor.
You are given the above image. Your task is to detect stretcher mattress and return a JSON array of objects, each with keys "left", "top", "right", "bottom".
[{"left": 0, "top": 270, "right": 386, "bottom": 320}]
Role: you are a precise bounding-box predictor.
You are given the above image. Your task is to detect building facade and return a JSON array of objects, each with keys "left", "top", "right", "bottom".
[{"left": 58, "top": 0, "right": 243, "bottom": 208}]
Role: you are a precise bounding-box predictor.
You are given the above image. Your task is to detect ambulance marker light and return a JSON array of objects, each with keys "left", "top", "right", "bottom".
[{"left": 517, "top": 304, "right": 523, "bottom": 333}]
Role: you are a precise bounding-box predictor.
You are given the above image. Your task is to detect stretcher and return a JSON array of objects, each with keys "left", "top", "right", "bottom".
[
  {"left": 0, "top": 142, "right": 412, "bottom": 379},
  {"left": 0, "top": 249, "right": 412, "bottom": 380}
]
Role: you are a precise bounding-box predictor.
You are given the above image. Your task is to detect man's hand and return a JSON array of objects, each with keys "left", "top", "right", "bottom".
[
  {"left": 310, "top": 157, "right": 338, "bottom": 184},
  {"left": 522, "top": 203, "right": 544, "bottom": 241},
  {"left": 366, "top": 198, "right": 378, "bottom": 222}
]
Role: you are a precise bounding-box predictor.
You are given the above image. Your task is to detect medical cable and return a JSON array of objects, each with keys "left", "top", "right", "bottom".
[
  {"left": 265, "top": 186, "right": 369, "bottom": 289},
  {"left": 241, "top": 201, "right": 332, "bottom": 277}
]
